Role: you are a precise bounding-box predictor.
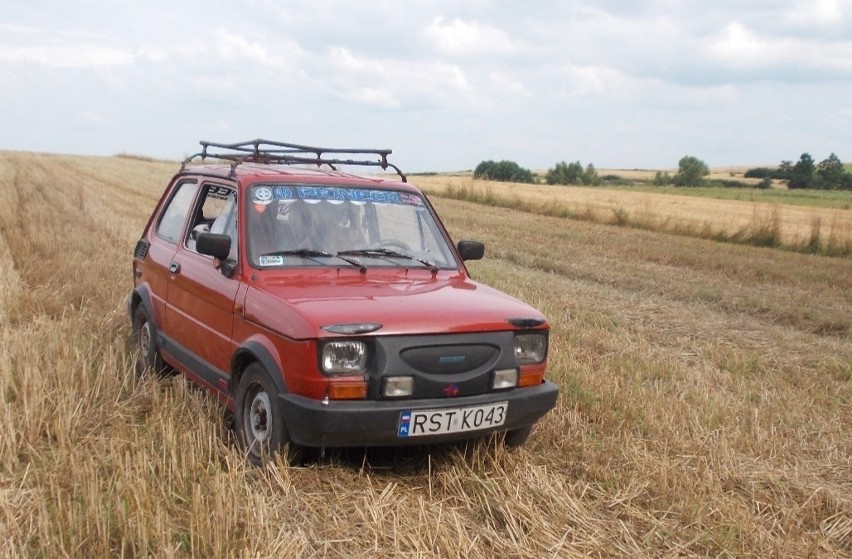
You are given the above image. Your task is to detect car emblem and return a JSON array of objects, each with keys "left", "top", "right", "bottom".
[
  {"left": 443, "top": 384, "right": 460, "bottom": 397},
  {"left": 439, "top": 355, "right": 466, "bottom": 365}
]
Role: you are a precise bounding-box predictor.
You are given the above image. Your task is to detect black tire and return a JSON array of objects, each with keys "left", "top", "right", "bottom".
[
  {"left": 132, "top": 305, "right": 168, "bottom": 378},
  {"left": 235, "top": 362, "right": 305, "bottom": 467},
  {"left": 503, "top": 425, "right": 533, "bottom": 448}
]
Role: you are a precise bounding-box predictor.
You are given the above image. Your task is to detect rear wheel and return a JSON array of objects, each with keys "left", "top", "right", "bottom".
[
  {"left": 235, "top": 363, "right": 305, "bottom": 466},
  {"left": 132, "top": 305, "right": 168, "bottom": 378}
]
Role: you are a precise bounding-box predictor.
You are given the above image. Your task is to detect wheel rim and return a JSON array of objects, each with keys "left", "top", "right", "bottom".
[
  {"left": 139, "top": 320, "right": 152, "bottom": 358},
  {"left": 245, "top": 387, "right": 272, "bottom": 453}
]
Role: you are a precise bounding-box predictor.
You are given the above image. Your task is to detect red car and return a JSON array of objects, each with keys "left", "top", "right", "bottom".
[{"left": 129, "top": 140, "right": 558, "bottom": 465}]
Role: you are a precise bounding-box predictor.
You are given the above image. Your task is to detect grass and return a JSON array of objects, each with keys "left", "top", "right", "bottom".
[
  {"left": 1, "top": 151, "right": 850, "bottom": 557},
  {"left": 605, "top": 183, "right": 852, "bottom": 210}
]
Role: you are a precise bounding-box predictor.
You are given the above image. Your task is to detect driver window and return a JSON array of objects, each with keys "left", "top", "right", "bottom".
[{"left": 186, "top": 184, "right": 237, "bottom": 259}]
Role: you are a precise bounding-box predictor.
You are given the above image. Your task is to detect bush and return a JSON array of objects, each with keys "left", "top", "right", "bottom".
[
  {"left": 744, "top": 167, "right": 775, "bottom": 179},
  {"left": 653, "top": 171, "right": 672, "bottom": 186},
  {"left": 473, "top": 160, "right": 536, "bottom": 184},
  {"left": 546, "top": 161, "right": 599, "bottom": 186}
]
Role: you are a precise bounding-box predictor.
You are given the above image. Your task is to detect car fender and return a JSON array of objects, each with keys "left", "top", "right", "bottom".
[
  {"left": 129, "top": 285, "right": 156, "bottom": 328},
  {"left": 230, "top": 336, "right": 289, "bottom": 396}
]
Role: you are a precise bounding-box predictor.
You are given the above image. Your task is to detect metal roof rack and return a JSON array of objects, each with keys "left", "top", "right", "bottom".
[{"left": 181, "top": 139, "right": 407, "bottom": 182}]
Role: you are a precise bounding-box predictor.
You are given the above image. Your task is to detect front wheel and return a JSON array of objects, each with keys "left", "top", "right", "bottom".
[{"left": 235, "top": 363, "right": 305, "bottom": 466}]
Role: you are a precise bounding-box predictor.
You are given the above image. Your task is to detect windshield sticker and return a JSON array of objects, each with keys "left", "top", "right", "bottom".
[
  {"left": 256, "top": 186, "right": 423, "bottom": 206},
  {"left": 252, "top": 186, "right": 273, "bottom": 213},
  {"left": 206, "top": 185, "right": 234, "bottom": 200},
  {"left": 258, "top": 255, "right": 284, "bottom": 267}
]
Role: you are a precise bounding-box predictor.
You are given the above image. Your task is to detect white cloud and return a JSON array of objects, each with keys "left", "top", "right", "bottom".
[
  {"left": 487, "top": 72, "right": 532, "bottom": 97},
  {"left": 346, "top": 87, "right": 399, "bottom": 108},
  {"left": 784, "top": 0, "right": 848, "bottom": 25},
  {"left": 704, "top": 20, "right": 852, "bottom": 76},
  {"left": 323, "top": 47, "right": 471, "bottom": 109},
  {"left": 0, "top": 1, "right": 851, "bottom": 170},
  {"left": 0, "top": 44, "right": 135, "bottom": 68},
  {"left": 424, "top": 16, "right": 520, "bottom": 57},
  {"left": 707, "top": 22, "right": 778, "bottom": 66},
  {"left": 73, "top": 111, "right": 109, "bottom": 126},
  {"left": 561, "top": 64, "right": 633, "bottom": 96},
  {"left": 210, "top": 27, "right": 286, "bottom": 67}
]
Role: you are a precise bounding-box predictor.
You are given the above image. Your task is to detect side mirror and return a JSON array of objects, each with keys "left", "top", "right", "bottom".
[
  {"left": 196, "top": 232, "right": 232, "bottom": 261},
  {"left": 457, "top": 240, "right": 485, "bottom": 261}
]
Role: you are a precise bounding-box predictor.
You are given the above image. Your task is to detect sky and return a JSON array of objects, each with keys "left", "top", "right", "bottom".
[{"left": 1, "top": 0, "right": 851, "bottom": 172}]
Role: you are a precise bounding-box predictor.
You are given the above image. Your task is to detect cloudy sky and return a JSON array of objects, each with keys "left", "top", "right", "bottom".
[{"left": 1, "top": 0, "right": 850, "bottom": 171}]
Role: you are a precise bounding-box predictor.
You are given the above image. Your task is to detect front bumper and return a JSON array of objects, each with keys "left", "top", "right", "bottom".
[{"left": 279, "top": 381, "right": 559, "bottom": 448}]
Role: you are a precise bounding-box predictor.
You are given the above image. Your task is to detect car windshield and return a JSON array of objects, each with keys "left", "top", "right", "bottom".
[{"left": 247, "top": 185, "right": 458, "bottom": 270}]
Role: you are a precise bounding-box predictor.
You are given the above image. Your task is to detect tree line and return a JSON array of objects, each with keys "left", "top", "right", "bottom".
[
  {"left": 745, "top": 153, "right": 851, "bottom": 190},
  {"left": 473, "top": 152, "right": 850, "bottom": 189}
]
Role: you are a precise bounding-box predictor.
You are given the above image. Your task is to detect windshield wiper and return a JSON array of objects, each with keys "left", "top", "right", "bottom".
[
  {"left": 261, "top": 249, "right": 366, "bottom": 273},
  {"left": 338, "top": 248, "right": 438, "bottom": 275}
]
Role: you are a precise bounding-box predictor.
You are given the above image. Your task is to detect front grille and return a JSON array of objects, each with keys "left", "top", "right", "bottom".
[{"left": 400, "top": 344, "right": 499, "bottom": 375}]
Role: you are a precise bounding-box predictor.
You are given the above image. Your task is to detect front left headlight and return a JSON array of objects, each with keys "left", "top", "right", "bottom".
[
  {"left": 513, "top": 333, "right": 547, "bottom": 364},
  {"left": 321, "top": 341, "right": 368, "bottom": 374}
]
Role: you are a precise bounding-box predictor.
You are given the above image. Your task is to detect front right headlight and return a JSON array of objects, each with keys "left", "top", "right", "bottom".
[
  {"left": 321, "top": 340, "right": 368, "bottom": 374},
  {"left": 513, "top": 333, "right": 547, "bottom": 364}
]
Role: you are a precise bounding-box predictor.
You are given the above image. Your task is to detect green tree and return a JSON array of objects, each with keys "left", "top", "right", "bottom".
[
  {"left": 788, "top": 153, "right": 815, "bottom": 189},
  {"left": 583, "top": 163, "right": 599, "bottom": 185},
  {"left": 672, "top": 155, "right": 709, "bottom": 187},
  {"left": 816, "top": 153, "right": 845, "bottom": 188},
  {"left": 474, "top": 160, "right": 535, "bottom": 183}
]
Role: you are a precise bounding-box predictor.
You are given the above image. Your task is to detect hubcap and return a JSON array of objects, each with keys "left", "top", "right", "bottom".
[
  {"left": 248, "top": 390, "right": 272, "bottom": 445},
  {"left": 139, "top": 321, "right": 152, "bottom": 357}
]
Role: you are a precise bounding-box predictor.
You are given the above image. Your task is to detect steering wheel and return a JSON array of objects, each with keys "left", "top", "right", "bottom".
[{"left": 371, "top": 238, "right": 411, "bottom": 251}]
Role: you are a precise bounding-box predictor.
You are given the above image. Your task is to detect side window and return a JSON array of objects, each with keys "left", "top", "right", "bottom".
[
  {"left": 186, "top": 184, "right": 238, "bottom": 259},
  {"left": 157, "top": 181, "right": 198, "bottom": 244}
]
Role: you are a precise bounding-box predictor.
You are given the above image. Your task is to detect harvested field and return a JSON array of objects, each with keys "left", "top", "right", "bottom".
[
  {"left": 416, "top": 175, "right": 852, "bottom": 254},
  {"left": 1, "top": 152, "right": 850, "bottom": 557}
]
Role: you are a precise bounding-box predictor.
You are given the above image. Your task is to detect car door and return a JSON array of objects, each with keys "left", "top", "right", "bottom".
[
  {"left": 144, "top": 179, "right": 199, "bottom": 333},
  {"left": 164, "top": 182, "right": 241, "bottom": 392}
]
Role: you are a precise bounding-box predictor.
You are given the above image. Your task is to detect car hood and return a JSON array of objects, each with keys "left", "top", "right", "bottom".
[{"left": 242, "top": 271, "right": 548, "bottom": 339}]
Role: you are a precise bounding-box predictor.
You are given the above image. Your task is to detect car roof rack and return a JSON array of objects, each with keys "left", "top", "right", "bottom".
[{"left": 181, "top": 139, "right": 407, "bottom": 182}]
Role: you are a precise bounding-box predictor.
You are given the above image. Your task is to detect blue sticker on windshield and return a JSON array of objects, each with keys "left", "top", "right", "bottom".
[{"left": 258, "top": 185, "right": 422, "bottom": 206}]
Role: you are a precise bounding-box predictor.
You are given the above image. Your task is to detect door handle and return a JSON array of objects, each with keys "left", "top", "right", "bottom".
[{"left": 169, "top": 262, "right": 181, "bottom": 274}]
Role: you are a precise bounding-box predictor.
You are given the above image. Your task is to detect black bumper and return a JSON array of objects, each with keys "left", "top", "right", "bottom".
[{"left": 279, "top": 381, "right": 559, "bottom": 448}]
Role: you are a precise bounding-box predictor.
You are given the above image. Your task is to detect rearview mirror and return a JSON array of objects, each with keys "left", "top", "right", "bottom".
[
  {"left": 457, "top": 240, "right": 485, "bottom": 261},
  {"left": 196, "top": 232, "right": 232, "bottom": 261}
]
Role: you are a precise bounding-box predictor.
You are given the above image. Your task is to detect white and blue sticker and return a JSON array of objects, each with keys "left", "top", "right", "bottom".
[
  {"left": 258, "top": 255, "right": 285, "bottom": 267},
  {"left": 253, "top": 186, "right": 273, "bottom": 204},
  {"left": 254, "top": 185, "right": 424, "bottom": 206}
]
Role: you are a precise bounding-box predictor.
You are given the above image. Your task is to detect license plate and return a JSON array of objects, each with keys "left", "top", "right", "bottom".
[{"left": 398, "top": 401, "right": 508, "bottom": 438}]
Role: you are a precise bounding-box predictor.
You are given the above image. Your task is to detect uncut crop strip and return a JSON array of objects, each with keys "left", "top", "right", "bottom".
[{"left": 416, "top": 175, "right": 852, "bottom": 256}]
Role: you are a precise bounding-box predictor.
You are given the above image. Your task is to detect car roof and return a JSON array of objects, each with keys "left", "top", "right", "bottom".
[{"left": 179, "top": 163, "right": 417, "bottom": 192}]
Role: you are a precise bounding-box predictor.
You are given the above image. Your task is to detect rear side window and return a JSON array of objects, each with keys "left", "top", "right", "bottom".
[{"left": 157, "top": 181, "right": 198, "bottom": 244}]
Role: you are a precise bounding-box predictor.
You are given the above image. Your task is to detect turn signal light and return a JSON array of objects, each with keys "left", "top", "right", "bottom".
[
  {"left": 518, "top": 364, "right": 546, "bottom": 387},
  {"left": 327, "top": 378, "right": 368, "bottom": 400}
]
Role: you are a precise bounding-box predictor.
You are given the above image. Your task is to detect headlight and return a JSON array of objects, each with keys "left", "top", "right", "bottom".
[
  {"left": 321, "top": 341, "right": 368, "bottom": 374},
  {"left": 513, "top": 333, "right": 547, "bottom": 364}
]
